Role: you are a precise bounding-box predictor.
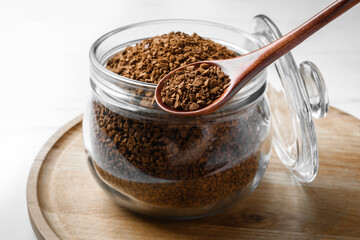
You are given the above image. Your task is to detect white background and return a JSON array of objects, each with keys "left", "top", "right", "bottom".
[{"left": 0, "top": 0, "right": 359, "bottom": 239}]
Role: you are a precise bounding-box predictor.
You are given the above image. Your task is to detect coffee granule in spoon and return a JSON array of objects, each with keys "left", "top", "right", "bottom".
[{"left": 161, "top": 64, "right": 231, "bottom": 111}]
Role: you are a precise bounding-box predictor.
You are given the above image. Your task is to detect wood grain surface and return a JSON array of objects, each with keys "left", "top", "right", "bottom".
[{"left": 26, "top": 108, "right": 360, "bottom": 240}]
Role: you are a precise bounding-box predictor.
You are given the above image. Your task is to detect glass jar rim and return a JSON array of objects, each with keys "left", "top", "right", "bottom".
[{"left": 89, "top": 19, "right": 267, "bottom": 103}]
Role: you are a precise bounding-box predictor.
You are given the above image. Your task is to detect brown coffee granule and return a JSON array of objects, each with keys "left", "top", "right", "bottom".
[
  {"left": 93, "top": 153, "right": 259, "bottom": 208},
  {"left": 88, "top": 32, "right": 268, "bottom": 212},
  {"left": 106, "top": 32, "right": 237, "bottom": 84},
  {"left": 161, "top": 64, "right": 231, "bottom": 111},
  {"left": 90, "top": 102, "right": 261, "bottom": 208}
]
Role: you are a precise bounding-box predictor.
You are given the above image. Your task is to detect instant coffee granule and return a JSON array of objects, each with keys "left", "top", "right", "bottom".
[
  {"left": 161, "top": 64, "right": 231, "bottom": 111},
  {"left": 106, "top": 32, "right": 237, "bottom": 84},
  {"left": 89, "top": 32, "right": 264, "bottom": 209},
  {"left": 90, "top": 102, "right": 261, "bottom": 208}
]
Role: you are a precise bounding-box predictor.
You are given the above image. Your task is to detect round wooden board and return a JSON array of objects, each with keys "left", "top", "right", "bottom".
[{"left": 27, "top": 108, "right": 360, "bottom": 240}]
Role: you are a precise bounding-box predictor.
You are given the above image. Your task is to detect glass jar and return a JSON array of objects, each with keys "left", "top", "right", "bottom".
[{"left": 83, "top": 17, "right": 328, "bottom": 219}]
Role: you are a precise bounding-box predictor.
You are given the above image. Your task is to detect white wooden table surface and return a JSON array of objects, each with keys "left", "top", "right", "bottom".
[{"left": 0, "top": 0, "right": 359, "bottom": 239}]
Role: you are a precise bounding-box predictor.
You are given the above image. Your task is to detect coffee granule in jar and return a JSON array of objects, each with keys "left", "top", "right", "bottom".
[
  {"left": 161, "top": 64, "right": 231, "bottom": 111},
  {"left": 90, "top": 102, "right": 261, "bottom": 208},
  {"left": 106, "top": 32, "right": 237, "bottom": 84},
  {"left": 89, "top": 32, "right": 266, "bottom": 211}
]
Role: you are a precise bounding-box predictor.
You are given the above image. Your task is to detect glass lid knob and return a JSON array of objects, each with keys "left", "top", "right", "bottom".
[{"left": 299, "top": 61, "right": 329, "bottom": 119}]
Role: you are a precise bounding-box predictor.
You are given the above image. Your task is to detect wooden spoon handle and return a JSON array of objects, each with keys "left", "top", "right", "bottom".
[{"left": 255, "top": 0, "right": 359, "bottom": 70}]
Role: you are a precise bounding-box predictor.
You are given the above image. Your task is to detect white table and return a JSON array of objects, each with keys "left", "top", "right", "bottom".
[{"left": 0, "top": 0, "right": 359, "bottom": 239}]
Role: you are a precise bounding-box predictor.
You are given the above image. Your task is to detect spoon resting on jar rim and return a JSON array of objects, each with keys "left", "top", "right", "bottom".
[{"left": 155, "top": 0, "right": 359, "bottom": 117}]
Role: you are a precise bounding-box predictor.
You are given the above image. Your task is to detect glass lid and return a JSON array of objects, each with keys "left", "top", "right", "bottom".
[{"left": 250, "top": 15, "right": 329, "bottom": 182}]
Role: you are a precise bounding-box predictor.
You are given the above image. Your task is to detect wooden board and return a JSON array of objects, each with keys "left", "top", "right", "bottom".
[{"left": 26, "top": 108, "right": 360, "bottom": 240}]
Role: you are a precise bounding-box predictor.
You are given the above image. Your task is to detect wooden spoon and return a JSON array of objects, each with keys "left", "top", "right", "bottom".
[{"left": 155, "top": 0, "right": 359, "bottom": 117}]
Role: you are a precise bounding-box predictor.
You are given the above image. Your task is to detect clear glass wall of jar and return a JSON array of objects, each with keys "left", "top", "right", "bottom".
[{"left": 83, "top": 20, "right": 272, "bottom": 219}]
